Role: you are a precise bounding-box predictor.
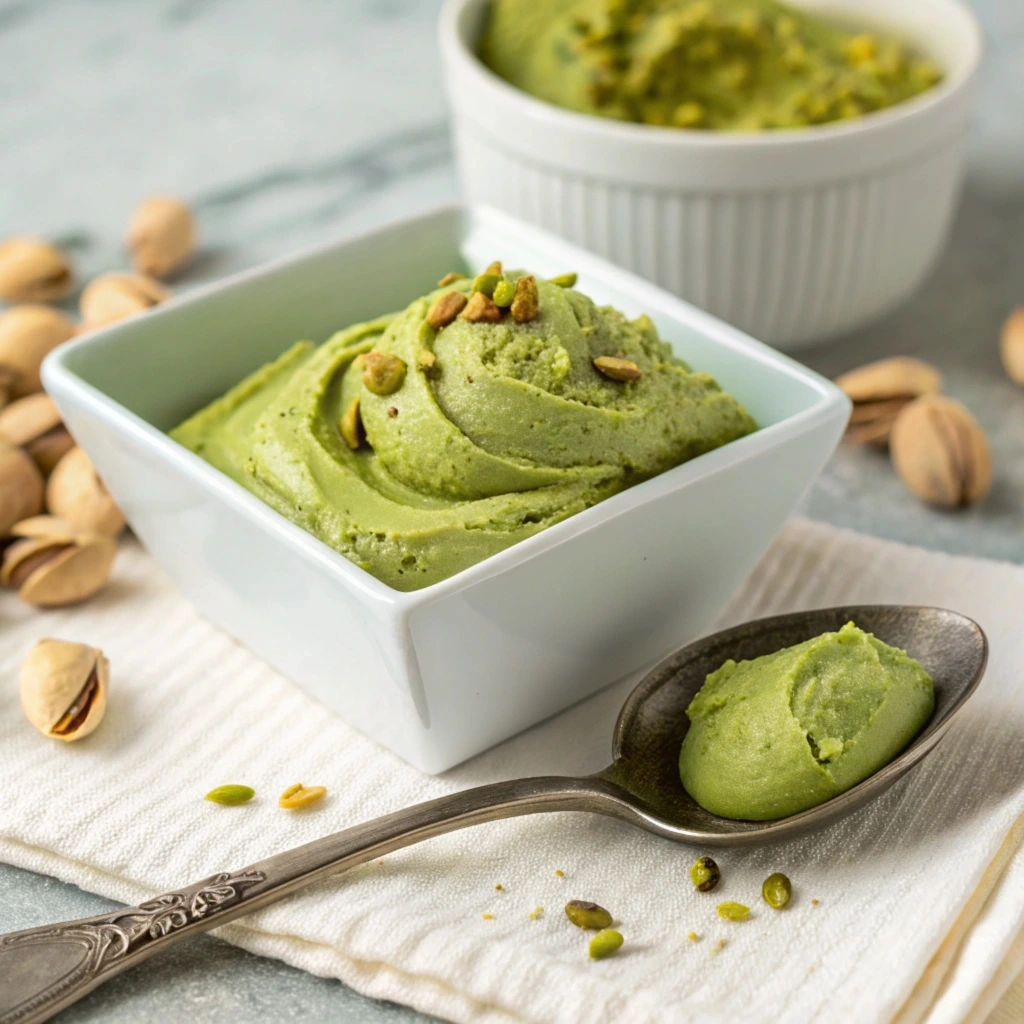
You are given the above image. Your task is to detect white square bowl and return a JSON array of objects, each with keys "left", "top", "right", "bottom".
[{"left": 43, "top": 204, "right": 850, "bottom": 773}]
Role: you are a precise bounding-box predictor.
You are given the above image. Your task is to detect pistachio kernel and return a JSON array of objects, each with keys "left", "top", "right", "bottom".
[
  {"left": 362, "top": 351, "right": 406, "bottom": 396},
  {"left": 427, "top": 291, "right": 467, "bottom": 330},
  {"left": 594, "top": 355, "right": 642, "bottom": 382},
  {"left": 205, "top": 785, "right": 255, "bottom": 806},
  {"left": 762, "top": 872, "right": 792, "bottom": 910},
  {"left": 510, "top": 275, "right": 539, "bottom": 323},
  {"left": 565, "top": 900, "right": 613, "bottom": 930},
  {"left": 340, "top": 397, "right": 364, "bottom": 450},
  {"left": 716, "top": 902, "right": 751, "bottom": 921},
  {"left": 278, "top": 783, "right": 327, "bottom": 809},
  {"left": 418, "top": 349, "right": 439, "bottom": 378},
  {"left": 471, "top": 271, "right": 502, "bottom": 298},
  {"left": 460, "top": 291, "right": 502, "bottom": 324},
  {"left": 690, "top": 856, "right": 721, "bottom": 892},
  {"left": 492, "top": 278, "right": 516, "bottom": 308},
  {"left": 437, "top": 272, "right": 466, "bottom": 287},
  {"left": 588, "top": 929, "right": 624, "bottom": 960},
  {"left": 548, "top": 272, "right": 577, "bottom": 288},
  {"left": 483, "top": 260, "right": 503, "bottom": 276}
]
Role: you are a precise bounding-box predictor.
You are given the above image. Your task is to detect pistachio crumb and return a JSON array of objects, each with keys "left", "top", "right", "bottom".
[
  {"left": 811, "top": 899, "right": 820, "bottom": 906},
  {"left": 549, "top": 272, "right": 577, "bottom": 288},
  {"left": 461, "top": 291, "right": 502, "bottom": 324},
  {"left": 594, "top": 355, "right": 642, "bottom": 382},
  {"left": 339, "top": 397, "right": 363, "bottom": 450},
  {"left": 437, "top": 272, "right": 466, "bottom": 287},
  {"left": 387, "top": 406, "right": 398, "bottom": 418},
  {"left": 482, "top": 913, "right": 495, "bottom": 920},
  {"left": 711, "top": 938, "right": 727, "bottom": 956},
  {"left": 427, "top": 291, "right": 467, "bottom": 330},
  {"left": 555, "top": 869, "right": 564, "bottom": 877},
  {"left": 529, "top": 906, "right": 544, "bottom": 920},
  {"left": 687, "top": 931, "right": 700, "bottom": 942},
  {"left": 495, "top": 884, "right": 503, "bottom": 891},
  {"left": 510, "top": 275, "right": 539, "bottom": 323}
]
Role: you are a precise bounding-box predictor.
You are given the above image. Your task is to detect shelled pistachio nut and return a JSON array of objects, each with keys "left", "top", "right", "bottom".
[
  {"left": 0, "top": 305, "right": 76, "bottom": 400},
  {"left": 834, "top": 356, "right": 942, "bottom": 446},
  {"left": 20, "top": 639, "right": 109, "bottom": 742},
  {"left": 79, "top": 272, "right": 171, "bottom": 330},
  {"left": 0, "top": 393, "right": 74, "bottom": 475},
  {"left": 1, "top": 529, "right": 116, "bottom": 607},
  {"left": 0, "top": 440, "right": 44, "bottom": 535},
  {"left": 0, "top": 237, "right": 73, "bottom": 303},
  {"left": 46, "top": 446, "right": 126, "bottom": 536},
  {"left": 126, "top": 196, "right": 197, "bottom": 278},
  {"left": 890, "top": 396, "right": 992, "bottom": 508}
]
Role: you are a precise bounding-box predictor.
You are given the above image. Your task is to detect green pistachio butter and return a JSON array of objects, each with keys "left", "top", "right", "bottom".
[
  {"left": 678, "top": 622, "right": 935, "bottom": 819},
  {"left": 170, "top": 273, "right": 755, "bottom": 591},
  {"left": 481, "top": 0, "right": 943, "bottom": 132}
]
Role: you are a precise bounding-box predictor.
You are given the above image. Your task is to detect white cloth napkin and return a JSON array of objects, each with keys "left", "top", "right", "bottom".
[{"left": 2, "top": 518, "right": 1024, "bottom": 1024}]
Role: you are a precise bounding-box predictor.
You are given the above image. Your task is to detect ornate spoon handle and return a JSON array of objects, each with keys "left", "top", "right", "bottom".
[{"left": 0, "top": 774, "right": 629, "bottom": 1024}]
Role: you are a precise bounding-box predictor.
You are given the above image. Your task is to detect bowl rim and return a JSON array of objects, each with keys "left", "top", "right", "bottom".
[
  {"left": 439, "top": 0, "right": 983, "bottom": 150},
  {"left": 44, "top": 202, "right": 851, "bottom": 611}
]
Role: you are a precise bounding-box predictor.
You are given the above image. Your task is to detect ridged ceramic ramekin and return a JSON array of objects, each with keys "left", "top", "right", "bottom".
[{"left": 440, "top": 0, "right": 982, "bottom": 350}]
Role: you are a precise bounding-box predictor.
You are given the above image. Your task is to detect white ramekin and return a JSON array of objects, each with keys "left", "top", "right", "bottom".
[
  {"left": 440, "top": 0, "right": 982, "bottom": 351},
  {"left": 44, "top": 204, "right": 849, "bottom": 773}
]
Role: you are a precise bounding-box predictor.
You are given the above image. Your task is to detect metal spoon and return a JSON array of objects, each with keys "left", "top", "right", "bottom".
[{"left": 0, "top": 605, "right": 987, "bottom": 1024}]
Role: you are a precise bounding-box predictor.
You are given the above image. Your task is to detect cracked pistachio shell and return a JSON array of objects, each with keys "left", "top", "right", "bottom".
[
  {"left": 890, "top": 396, "right": 992, "bottom": 508},
  {"left": 79, "top": 272, "right": 171, "bottom": 330},
  {"left": 126, "top": 196, "right": 197, "bottom": 278},
  {"left": 834, "top": 357, "right": 942, "bottom": 403},
  {"left": 0, "top": 237, "right": 73, "bottom": 303},
  {"left": 0, "top": 393, "right": 73, "bottom": 475},
  {"left": 0, "top": 306, "right": 76, "bottom": 399},
  {"left": 1001, "top": 308, "right": 1024, "bottom": 387},
  {"left": 0, "top": 440, "right": 44, "bottom": 535},
  {"left": 46, "top": 446, "right": 126, "bottom": 536},
  {"left": 1, "top": 532, "right": 116, "bottom": 607},
  {"left": 20, "top": 639, "right": 109, "bottom": 741}
]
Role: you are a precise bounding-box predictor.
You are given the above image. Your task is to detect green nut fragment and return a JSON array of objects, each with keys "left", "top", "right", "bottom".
[
  {"left": 548, "top": 272, "right": 577, "bottom": 288},
  {"left": 716, "top": 901, "right": 750, "bottom": 922},
  {"left": 472, "top": 272, "right": 502, "bottom": 298},
  {"left": 588, "top": 928, "right": 624, "bottom": 960},
  {"left": 437, "top": 272, "right": 466, "bottom": 287},
  {"left": 492, "top": 278, "right": 516, "bottom": 308},
  {"left": 565, "top": 900, "right": 613, "bottom": 930},
  {"left": 762, "top": 872, "right": 792, "bottom": 910},
  {"left": 510, "top": 275, "right": 539, "bottom": 323},
  {"left": 339, "top": 397, "right": 364, "bottom": 450},
  {"left": 205, "top": 784, "right": 255, "bottom": 806},
  {"left": 362, "top": 351, "right": 406, "bottom": 396},
  {"left": 690, "top": 856, "right": 720, "bottom": 892}
]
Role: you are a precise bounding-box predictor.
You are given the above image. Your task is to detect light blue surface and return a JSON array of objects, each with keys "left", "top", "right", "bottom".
[{"left": 1, "top": 0, "right": 1022, "bottom": 1021}]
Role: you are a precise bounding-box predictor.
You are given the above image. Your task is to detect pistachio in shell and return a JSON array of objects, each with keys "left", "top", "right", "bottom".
[
  {"left": 0, "top": 305, "right": 76, "bottom": 400},
  {"left": 0, "top": 237, "right": 73, "bottom": 303},
  {"left": 890, "top": 395, "right": 992, "bottom": 508},
  {"left": 126, "top": 196, "right": 197, "bottom": 278},
  {"left": 79, "top": 272, "right": 171, "bottom": 330},
  {"left": 1000, "top": 308, "right": 1024, "bottom": 387},
  {"left": 46, "top": 446, "right": 126, "bottom": 536},
  {"left": 835, "top": 357, "right": 942, "bottom": 446},
  {"left": 0, "top": 440, "right": 44, "bottom": 535},
  {"left": 1, "top": 530, "right": 116, "bottom": 607},
  {"left": 19, "top": 639, "right": 109, "bottom": 742},
  {"left": 0, "top": 393, "right": 74, "bottom": 475}
]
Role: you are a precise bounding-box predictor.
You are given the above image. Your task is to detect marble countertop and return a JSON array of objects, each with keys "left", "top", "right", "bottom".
[{"left": 1, "top": 0, "right": 1023, "bottom": 1020}]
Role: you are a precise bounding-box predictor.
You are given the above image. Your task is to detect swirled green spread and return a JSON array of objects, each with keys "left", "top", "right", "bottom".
[
  {"left": 481, "top": 0, "right": 943, "bottom": 131},
  {"left": 171, "top": 273, "right": 755, "bottom": 591},
  {"left": 679, "top": 623, "right": 934, "bottom": 820}
]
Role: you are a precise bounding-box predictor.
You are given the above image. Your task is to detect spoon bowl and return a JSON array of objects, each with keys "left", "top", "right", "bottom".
[
  {"left": 600, "top": 604, "right": 988, "bottom": 845},
  {"left": 0, "top": 605, "right": 988, "bottom": 1024}
]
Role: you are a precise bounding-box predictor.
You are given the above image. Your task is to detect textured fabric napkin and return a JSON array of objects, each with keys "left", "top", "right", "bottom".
[{"left": 2, "top": 518, "right": 1024, "bottom": 1024}]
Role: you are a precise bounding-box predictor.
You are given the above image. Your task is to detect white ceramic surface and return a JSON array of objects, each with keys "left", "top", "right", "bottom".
[
  {"left": 44, "top": 204, "right": 849, "bottom": 773},
  {"left": 440, "top": 0, "right": 982, "bottom": 351}
]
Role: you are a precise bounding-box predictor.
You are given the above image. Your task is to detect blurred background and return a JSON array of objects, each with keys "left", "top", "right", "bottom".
[{"left": 1, "top": 0, "right": 1023, "bottom": 1020}]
